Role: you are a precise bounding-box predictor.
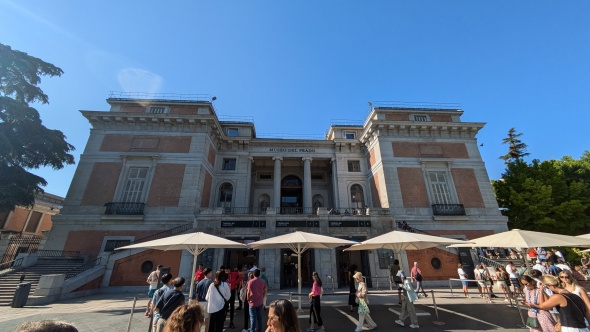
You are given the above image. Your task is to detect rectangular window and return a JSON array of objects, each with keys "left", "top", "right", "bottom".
[
  {"left": 413, "top": 115, "right": 428, "bottom": 121},
  {"left": 428, "top": 171, "right": 452, "bottom": 204},
  {"left": 25, "top": 211, "right": 43, "bottom": 233},
  {"left": 121, "top": 167, "right": 148, "bottom": 203},
  {"left": 348, "top": 161, "right": 361, "bottom": 172},
  {"left": 227, "top": 128, "right": 239, "bottom": 137},
  {"left": 222, "top": 159, "right": 236, "bottom": 170},
  {"left": 148, "top": 107, "right": 166, "bottom": 114},
  {"left": 311, "top": 174, "right": 324, "bottom": 180},
  {"left": 345, "top": 131, "right": 356, "bottom": 139},
  {"left": 104, "top": 239, "right": 131, "bottom": 252},
  {"left": 259, "top": 173, "right": 272, "bottom": 180}
]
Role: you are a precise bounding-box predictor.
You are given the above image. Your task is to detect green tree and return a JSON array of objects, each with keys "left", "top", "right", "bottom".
[
  {"left": 0, "top": 43, "right": 75, "bottom": 212},
  {"left": 499, "top": 127, "right": 530, "bottom": 163}
]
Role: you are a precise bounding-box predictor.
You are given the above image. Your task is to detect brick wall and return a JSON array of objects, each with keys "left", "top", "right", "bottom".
[
  {"left": 451, "top": 168, "right": 485, "bottom": 208},
  {"left": 170, "top": 106, "right": 199, "bottom": 115},
  {"left": 73, "top": 276, "right": 103, "bottom": 292},
  {"left": 100, "top": 135, "right": 191, "bottom": 153},
  {"left": 397, "top": 168, "right": 430, "bottom": 208},
  {"left": 392, "top": 142, "right": 469, "bottom": 159},
  {"left": 201, "top": 171, "right": 213, "bottom": 207},
  {"left": 207, "top": 144, "right": 216, "bottom": 167},
  {"left": 406, "top": 248, "right": 460, "bottom": 280},
  {"left": 5, "top": 207, "right": 29, "bottom": 232},
  {"left": 366, "top": 148, "right": 377, "bottom": 168},
  {"left": 120, "top": 106, "right": 145, "bottom": 113},
  {"left": 385, "top": 113, "right": 410, "bottom": 121},
  {"left": 37, "top": 214, "right": 53, "bottom": 234},
  {"left": 369, "top": 174, "right": 381, "bottom": 208},
  {"left": 109, "top": 249, "right": 181, "bottom": 286},
  {"left": 430, "top": 114, "right": 453, "bottom": 122},
  {"left": 147, "top": 164, "right": 186, "bottom": 206},
  {"left": 62, "top": 230, "right": 158, "bottom": 259},
  {"left": 80, "top": 162, "right": 122, "bottom": 206}
]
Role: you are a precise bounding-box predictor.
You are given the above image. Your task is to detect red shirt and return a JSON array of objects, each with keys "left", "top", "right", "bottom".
[
  {"left": 247, "top": 277, "right": 267, "bottom": 307},
  {"left": 195, "top": 269, "right": 204, "bottom": 282},
  {"left": 411, "top": 266, "right": 421, "bottom": 277},
  {"left": 229, "top": 271, "right": 240, "bottom": 290}
]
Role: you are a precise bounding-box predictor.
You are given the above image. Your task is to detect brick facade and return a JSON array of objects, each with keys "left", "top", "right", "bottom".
[
  {"left": 80, "top": 162, "right": 122, "bottom": 206},
  {"left": 201, "top": 171, "right": 213, "bottom": 207},
  {"left": 392, "top": 142, "right": 469, "bottom": 159},
  {"left": 451, "top": 168, "right": 485, "bottom": 208},
  {"left": 62, "top": 230, "right": 158, "bottom": 259},
  {"left": 109, "top": 249, "right": 181, "bottom": 286},
  {"left": 207, "top": 144, "right": 216, "bottom": 167},
  {"left": 5, "top": 207, "right": 29, "bottom": 232},
  {"left": 120, "top": 106, "right": 145, "bottom": 113},
  {"left": 397, "top": 167, "right": 430, "bottom": 208},
  {"left": 100, "top": 135, "right": 191, "bottom": 153},
  {"left": 147, "top": 164, "right": 186, "bottom": 206},
  {"left": 369, "top": 174, "right": 381, "bottom": 208},
  {"left": 406, "top": 248, "right": 461, "bottom": 280}
]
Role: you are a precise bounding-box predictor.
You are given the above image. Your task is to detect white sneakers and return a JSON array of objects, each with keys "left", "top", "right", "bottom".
[
  {"left": 395, "top": 320, "right": 404, "bottom": 327},
  {"left": 410, "top": 324, "right": 420, "bottom": 328}
]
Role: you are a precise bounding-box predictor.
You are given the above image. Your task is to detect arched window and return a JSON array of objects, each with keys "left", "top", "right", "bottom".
[
  {"left": 218, "top": 183, "right": 233, "bottom": 207},
  {"left": 350, "top": 184, "right": 365, "bottom": 208},
  {"left": 281, "top": 175, "right": 302, "bottom": 187}
]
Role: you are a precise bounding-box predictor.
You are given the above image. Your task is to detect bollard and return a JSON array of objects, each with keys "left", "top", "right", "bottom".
[
  {"left": 289, "top": 292, "right": 292, "bottom": 303},
  {"left": 430, "top": 290, "right": 445, "bottom": 325},
  {"left": 127, "top": 297, "right": 137, "bottom": 332}
]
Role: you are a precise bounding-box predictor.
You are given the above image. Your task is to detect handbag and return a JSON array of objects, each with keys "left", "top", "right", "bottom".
[
  {"left": 215, "top": 283, "right": 229, "bottom": 307},
  {"left": 415, "top": 272, "right": 423, "bottom": 282},
  {"left": 525, "top": 289, "right": 540, "bottom": 328}
]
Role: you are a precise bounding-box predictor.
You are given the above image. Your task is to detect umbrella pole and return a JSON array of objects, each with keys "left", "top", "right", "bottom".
[
  {"left": 298, "top": 242, "right": 303, "bottom": 313},
  {"left": 189, "top": 251, "right": 198, "bottom": 304}
]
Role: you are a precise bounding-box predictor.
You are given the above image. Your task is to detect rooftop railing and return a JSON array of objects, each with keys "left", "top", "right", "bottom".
[
  {"left": 108, "top": 91, "right": 213, "bottom": 102},
  {"left": 371, "top": 101, "right": 461, "bottom": 110},
  {"left": 256, "top": 133, "right": 326, "bottom": 140},
  {"left": 330, "top": 119, "right": 364, "bottom": 127}
]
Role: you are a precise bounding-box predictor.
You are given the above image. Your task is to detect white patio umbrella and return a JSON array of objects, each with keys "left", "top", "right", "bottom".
[
  {"left": 448, "top": 229, "right": 590, "bottom": 270},
  {"left": 344, "top": 230, "right": 472, "bottom": 270},
  {"left": 249, "top": 231, "right": 357, "bottom": 311},
  {"left": 117, "top": 232, "right": 247, "bottom": 300}
]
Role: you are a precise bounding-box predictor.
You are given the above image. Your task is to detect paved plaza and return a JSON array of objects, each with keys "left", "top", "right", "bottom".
[{"left": 0, "top": 288, "right": 531, "bottom": 332}]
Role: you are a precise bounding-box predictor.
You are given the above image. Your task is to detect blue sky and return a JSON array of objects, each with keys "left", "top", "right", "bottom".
[{"left": 2, "top": 1, "right": 590, "bottom": 198}]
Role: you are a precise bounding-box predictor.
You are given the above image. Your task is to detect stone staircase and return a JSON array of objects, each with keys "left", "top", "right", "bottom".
[{"left": 0, "top": 257, "right": 85, "bottom": 306}]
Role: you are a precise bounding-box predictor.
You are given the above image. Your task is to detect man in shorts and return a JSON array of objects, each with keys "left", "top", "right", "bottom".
[
  {"left": 146, "top": 264, "right": 163, "bottom": 317},
  {"left": 390, "top": 259, "right": 402, "bottom": 305}
]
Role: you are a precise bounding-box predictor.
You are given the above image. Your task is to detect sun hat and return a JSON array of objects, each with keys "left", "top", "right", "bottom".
[{"left": 353, "top": 271, "right": 363, "bottom": 280}]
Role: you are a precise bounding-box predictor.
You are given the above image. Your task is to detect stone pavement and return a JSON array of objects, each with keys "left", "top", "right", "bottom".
[{"left": 0, "top": 288, "right": 533, "bottom": 332}]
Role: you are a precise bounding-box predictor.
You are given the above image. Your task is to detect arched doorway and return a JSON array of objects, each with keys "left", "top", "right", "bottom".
[{"left": 281, "top": 175, "right": 302, "bottom": 213}]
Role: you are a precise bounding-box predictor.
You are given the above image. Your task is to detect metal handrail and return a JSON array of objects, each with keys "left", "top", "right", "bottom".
[
  {"left": 0, "top": 257, "right": 23, "bottom": 272},
  {"left": 222, "top": 207, "right": 267, "bottom": 215},
  {"left": 108, "top": 91, "right": 212, "bottom": 102},
  {"left": 477, "top": 255, "right": 505, "bottom": 268},
  {"left": 37, "top": 250, "right": 80, "bottom": 258},
  {"left": 276, "top": 207, "right": 315, "bottom": 215},
  {"left": 126, "top": 223, "right": 193, "bottom": 247},
  {"left": 64, "top": 257, "right": 102, "bottom": 280},
  {"left": 396, "top": 221, "right": 435, "bottom": 236}
]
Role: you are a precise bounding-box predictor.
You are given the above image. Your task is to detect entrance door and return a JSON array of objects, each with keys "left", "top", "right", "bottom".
[
  {"left": 280, "top": 248, "right": 314, "bottom": 289},
  {"left": 224, "top": 238, "right": 259, "bottom": 270},
  {"left": 281, "top": 175, "right": 302, "bottom": 214},
  {"left": 457, "top": 247, "right": 476, "bottom": 286},
  {"left": 335, "top": 237, "right": 372, "bottom": 288}
]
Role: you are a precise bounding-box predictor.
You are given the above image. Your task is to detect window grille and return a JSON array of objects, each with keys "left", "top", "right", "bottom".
[
  {"left": 148, "top": 107, "right": 166, "bottom": 114},
  {"left": 428, "top": 171, "right": 452, "bottom": 204},
  {"left": 350, "top": 184, "right": 365, "bottom": 206},
  {"left": 414, "top": 115, "right": 428, "bottom": 121},
  {"left": 348, "top": 161, "right": 361, "bottom": 172},
  {"left": 219, "top": 183, "right": 233, "bottom": 208},
  {"left": 104, "top": 240, "right": 131, "bottom": 252},
  {"left": 121, "top": 167, "right": 148, "bottom": 203}
]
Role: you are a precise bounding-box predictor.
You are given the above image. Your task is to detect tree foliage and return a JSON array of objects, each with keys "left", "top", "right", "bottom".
[
  {"left": 0, "top": 43, "right": 75, "bottom": 212},
  {"left": 492, "top": 154, "right": 590, "bottom": 235},
  {"left": 499, "top": 127, "right": 530, "bottom": 163}
]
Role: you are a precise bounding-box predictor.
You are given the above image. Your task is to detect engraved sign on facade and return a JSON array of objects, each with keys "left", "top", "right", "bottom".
[{"left": 268, "top": 148, "right": 316, "bottom": 153}]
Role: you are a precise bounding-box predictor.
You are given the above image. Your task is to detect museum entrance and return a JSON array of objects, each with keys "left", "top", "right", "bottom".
[
  {"left": 280, "top": 248, "right": 314, "bottom": 289},
  {"left": 335, "top": 236, "right": 372, "bottom": 288},
  {"left": 224, "top": 237, "right": 259, "bottom": 270},
  {"left": 280, "top": 175, "right": 302, "bottom": 214}
]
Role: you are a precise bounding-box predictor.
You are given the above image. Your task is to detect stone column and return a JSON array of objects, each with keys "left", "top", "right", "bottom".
[
  {"left": 331, "top": 157, "right": 339, "bottom": 209},
  {"left": 302, "top": 157, "right": 312, "bottom": 209},
  {"left": 245, "top": 156, "right": 254, "bottom": 208},
  {"left": 272, "top": 157, "right": 282, "bottom": 208}
]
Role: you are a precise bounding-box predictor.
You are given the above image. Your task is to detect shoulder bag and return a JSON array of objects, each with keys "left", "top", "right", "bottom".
[{"left": 525, "top": 289, "right": 539, "bottom": 328}]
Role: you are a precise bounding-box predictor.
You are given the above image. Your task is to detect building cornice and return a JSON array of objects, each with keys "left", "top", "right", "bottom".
[{"left": 360, "top": 121, "right": 485, "bottom": 143}]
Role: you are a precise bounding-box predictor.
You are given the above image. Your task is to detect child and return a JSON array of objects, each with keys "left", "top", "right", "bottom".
[{"left": 395, "top": 270, "right": 419, "bottom": 329}]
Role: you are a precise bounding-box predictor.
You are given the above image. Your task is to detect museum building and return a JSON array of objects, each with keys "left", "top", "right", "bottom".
[{"left": 45, "top": 92, "right": 507, "bottom": 291}]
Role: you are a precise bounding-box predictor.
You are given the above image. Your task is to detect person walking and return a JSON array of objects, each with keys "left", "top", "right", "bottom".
[
  {"left": 265, "top": 299, "right": 301, "bottom": 332},
  {"left": 308, "top": 272, "right": 325, "bottom": 332},
  {"left": 242, "top": 272, "right": 253, "bottom": 332},
  {"left": 457, "top": 263, "right": 469, "bottom": 298},
  {"left": 146, "top": 265, "right": 164, "bottom": 317},
  {"left": 154, "top": 277, "right": 187, "bottom": 332},
  {"left": 519, "top": 275, "right": 556, "bottom": 332},
  {"left": 348, "top": 264, "right": 359, "bottom": 312},
  {"left": 152, "top": 273, "right": 174, "bottom": 331},
  {"left": 526, "top": 275, "right": 590, "bottom": 332},
  {"left": 247, "top": 269, "right": 268, "bottom": 332},
  {"left": 390, "top": 260, "right": 403, "bottom": 305},
  {"left": 395, "top": 271, "right": 419, "bottom": 329},
  {"left": 195, "top": 268, "right": 213, "bottom": 302},
  {"left": 206, "top": 270, "right": 231, "bottom": 332},
  {"left": 354, "top": 272, "right": 377, "bottom": 332},
  {"left": 411, "top": 262, "right": 427, "bottom": 297},
  {"left": 163, "top": 303, "right": 205, "bottom": 332},
  {"left": 495, "top": 267, "right": 510, "bottom": 302}
]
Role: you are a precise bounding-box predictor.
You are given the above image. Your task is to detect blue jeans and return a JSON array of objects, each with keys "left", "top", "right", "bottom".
[{"left": 249, "top": 304, "right": 263, "bottom": 332}]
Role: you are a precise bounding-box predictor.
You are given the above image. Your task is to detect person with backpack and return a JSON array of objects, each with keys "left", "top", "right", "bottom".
[
  {"left": 206, "top": 270, "right": 231, "bottom": 332},
  {"left": 152, "top": 273, "right": 174, "bottom": 331},
  {"left": 154, "top": 277, "right": 186, "bottom": 332},
  {"left": 410, "top": 262, "right": 427, "bottom": 297},
  {"left": 475, "top": 265, "right": 493, "bottom": 303}
]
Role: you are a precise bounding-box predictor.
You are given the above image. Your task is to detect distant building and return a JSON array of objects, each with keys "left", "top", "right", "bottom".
[
  {"left": 0, "top": 193, "right": 63, "bottom": 236},
  {"left": 45, "top": 93, "right": 507, "bottom": 290}
]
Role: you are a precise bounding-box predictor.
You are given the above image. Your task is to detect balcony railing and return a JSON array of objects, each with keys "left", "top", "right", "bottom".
[
  {"left": 431, "top": 204, "right": 466, "bottom": 216},
  {"left": 104, "top": 202, "right": 145, "bottom": 215},
  {"left": 277, "top": 207, "right": 315, "bottom": 215},
  {"left": 37, "top": 250, "right": 80, "bottom": 258},
  {"left": 223, "top": 207, "right": 267, "bottom": 215}
]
